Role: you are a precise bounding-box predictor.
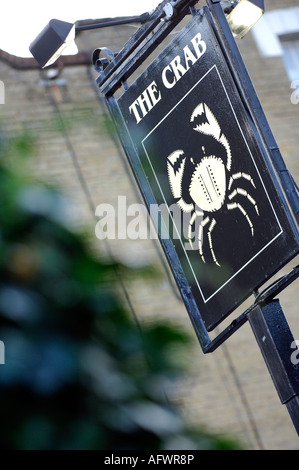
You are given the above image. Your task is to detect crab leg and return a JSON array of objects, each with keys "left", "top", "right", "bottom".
[
  {"left": 228, "top": 172, "right": 256, "bottom": 191},
  {"left": 188, "top": 210, "right": 204, "bottom": 250},
  {"left": 188, "top": 212, "right": 197, "bottom": 249},
  {"left": 227, "top": 202, "right": 254, "bottom": 236},
  {"left": 198, "top": 216, "right": 210, "bottom": 263},
  {"left": 228, "top": 187, "right": 259, "bottom": 215},
  {"left": 208, "top": 218, "right": 220, "bottom": 267}
]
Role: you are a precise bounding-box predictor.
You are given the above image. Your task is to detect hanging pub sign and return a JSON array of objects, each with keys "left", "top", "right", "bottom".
[{"left": 108, "top": 9, "right": 298, "bottom": 337}]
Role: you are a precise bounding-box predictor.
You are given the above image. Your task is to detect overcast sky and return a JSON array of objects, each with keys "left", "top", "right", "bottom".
[{"left": 0, "top": 0, "right": 161, "bottom": 57}]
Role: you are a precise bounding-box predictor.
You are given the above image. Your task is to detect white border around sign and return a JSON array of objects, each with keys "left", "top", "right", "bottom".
[{"left": 141, "top": 65, "right": 283, "bottom": 304}]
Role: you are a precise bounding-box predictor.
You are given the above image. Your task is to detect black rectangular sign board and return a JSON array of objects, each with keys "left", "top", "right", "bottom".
[{"left": 116, "top": 10, "right": 298, "bottom": 332}]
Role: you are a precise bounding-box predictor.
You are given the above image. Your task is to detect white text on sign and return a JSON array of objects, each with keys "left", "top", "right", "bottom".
[{"left": 129, "top": 33, "right": 206, "bottom": 124}]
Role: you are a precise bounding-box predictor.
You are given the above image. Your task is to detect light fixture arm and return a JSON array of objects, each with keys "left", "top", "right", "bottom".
[
  {"left": 30, "top": 0, "right": 265, "bottom": 70},
  {"left": 74, "top": 13, "right": 151, "bottom": 32}
]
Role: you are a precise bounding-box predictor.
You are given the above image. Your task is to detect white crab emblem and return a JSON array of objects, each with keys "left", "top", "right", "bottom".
[{"left": 167, "top": 103, "right": 259, "bottom": 267}]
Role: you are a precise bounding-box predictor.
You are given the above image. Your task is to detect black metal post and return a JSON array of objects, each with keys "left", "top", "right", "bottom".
[{"left": 248, "top": 300, "right": 299, "bottom": 435}]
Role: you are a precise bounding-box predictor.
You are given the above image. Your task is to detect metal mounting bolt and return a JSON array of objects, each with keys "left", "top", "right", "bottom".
[{"left": 163, "top": 2, "right": 177, "bottom": 21}]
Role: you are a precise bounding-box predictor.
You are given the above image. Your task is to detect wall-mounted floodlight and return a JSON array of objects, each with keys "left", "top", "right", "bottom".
[
  {"left": 30, "top": 19, "right": 76, "bottom": 68},
  {"left": 30, "top": 14, "right": 150, "bottom": 69},
  {"left": 226, "top": 0, "right": 265, "bottom": 39}
]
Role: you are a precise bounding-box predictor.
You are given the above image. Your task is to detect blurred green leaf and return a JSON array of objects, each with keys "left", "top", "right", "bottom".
[{"left": 0, "top": 130, "right": 242, "bottom": 450}]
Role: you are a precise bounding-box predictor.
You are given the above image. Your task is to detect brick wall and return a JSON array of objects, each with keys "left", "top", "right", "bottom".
[{"left": 0, "top": 1, "right": 298, "bottom": 449}]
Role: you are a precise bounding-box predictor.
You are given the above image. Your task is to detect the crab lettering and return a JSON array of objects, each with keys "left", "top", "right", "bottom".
[
  {"left": 167, "top": 103, "right": 259, "bottom": 266},
  {"left": 129, "top": 81, "right": 162, "bottom": 124},
  {"left": 162, "top": 33, "right": 206, "bottom": 89}
]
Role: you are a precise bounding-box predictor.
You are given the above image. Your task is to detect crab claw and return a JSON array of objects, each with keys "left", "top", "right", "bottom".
[
  {"left": 190, "top": 103, "right": 221, "bottom": 141},
  {"left": 167, "top": 149, "right": 186, "bottom": 199},
  {"left": 190, "top": 103, "right": 232, "bottom": 171}
]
